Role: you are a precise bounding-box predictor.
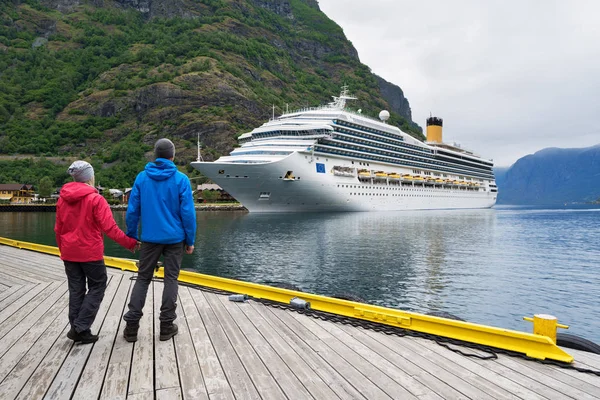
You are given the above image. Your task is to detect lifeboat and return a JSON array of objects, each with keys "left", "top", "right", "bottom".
[
  {"left": 358, "top": 169, "right": 371, "bottom": 177},
  {"left": 388, "top": 173, "right": 401, "bottom": 179},
  {"left": 374, "top": 171, "right": 388, "bottom": 179}
]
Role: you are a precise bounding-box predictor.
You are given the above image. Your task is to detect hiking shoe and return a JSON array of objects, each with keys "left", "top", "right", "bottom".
[
  {"left": 78, "top": 330, "right": 99, "bottom": 344},
  {"left": 159, "top": 323, "right": 178, "bottom": 341},
  {"left": 67, "top": 327, "right": 81, "bottom": 342},
  {"left": 123, "top": 323, "right": 139, "bottom": 343}
]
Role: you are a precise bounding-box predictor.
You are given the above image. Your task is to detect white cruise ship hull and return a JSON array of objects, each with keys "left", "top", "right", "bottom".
[{"left": 191, "top": 152, "right": 497, "bottom": 212}]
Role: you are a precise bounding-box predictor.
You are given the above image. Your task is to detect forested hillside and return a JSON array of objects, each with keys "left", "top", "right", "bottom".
[{"left": 0, "top": 0, "right": 421, "bottom": 189}]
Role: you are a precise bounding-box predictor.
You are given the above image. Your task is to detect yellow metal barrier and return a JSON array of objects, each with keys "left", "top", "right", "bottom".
[{"left": 0, "top": 237, "right": 574, "bottom": 363}]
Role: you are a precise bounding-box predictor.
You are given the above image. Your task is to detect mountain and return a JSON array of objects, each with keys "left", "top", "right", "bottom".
[
  {"left": 496, "top": 145, "right": 600, "bottom": 205},
  {"left": 0, "top": 0, "right": 421, "bottom": 188}
]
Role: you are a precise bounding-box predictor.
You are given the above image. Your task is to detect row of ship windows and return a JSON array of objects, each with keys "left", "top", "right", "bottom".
[
  {"left": 332, "top": 122, "right": 492, "bottom": 170},
  {"left": 334, "top": 120, "right": 405, "bottom": 144},
  {"left": 319, "top": 141, "right": 492, "bottom": 176},
  {"left": 317, "top": 147, "right": 493, "bottom": 180},
  {"left": 348, "top": 193, "right": 480, "bottom": 197},
  {"left": 337, "top": 185, "right": 482, "bottom": 192},
  {"left": 333, "top": 128, "right": 417, "bottom": 152},
  {"left": 333, "top": 131, "right": 432, "bottom": 159}
]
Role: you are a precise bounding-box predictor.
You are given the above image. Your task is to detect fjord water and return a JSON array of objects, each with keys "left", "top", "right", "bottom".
[{"left": 1, "top": 206, "right": 599, "bottom": 343}]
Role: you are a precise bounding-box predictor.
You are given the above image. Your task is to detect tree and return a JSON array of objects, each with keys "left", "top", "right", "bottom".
[{"left": 38, "top": 176, "right": 53, "bottom": 198}]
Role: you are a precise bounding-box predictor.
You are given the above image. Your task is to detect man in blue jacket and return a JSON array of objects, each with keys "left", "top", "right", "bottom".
[{"left": 123, "top": 138, "right": 197, "bottom": 342}]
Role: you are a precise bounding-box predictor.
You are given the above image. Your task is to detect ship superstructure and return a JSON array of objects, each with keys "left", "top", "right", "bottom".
[{"left": 191, "top": 87, "right": 497, "bottom": 212}]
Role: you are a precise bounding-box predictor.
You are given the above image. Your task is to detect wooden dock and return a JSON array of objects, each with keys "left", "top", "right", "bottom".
[{"left": 0, "top": 244, "right": 599, "bottom": 399}]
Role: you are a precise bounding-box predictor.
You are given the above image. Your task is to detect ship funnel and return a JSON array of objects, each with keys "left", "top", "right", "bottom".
[{"left": 426, "top": 116, "right": 443, "bottom": 143}]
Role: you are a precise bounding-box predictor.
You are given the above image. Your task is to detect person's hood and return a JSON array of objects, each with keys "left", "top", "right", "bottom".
[
  {"left": 59, "top": 182, "right": 98, "bottom": 203},
  {"left": 145, "top": 158, "right": 178, "bottom": 181}
]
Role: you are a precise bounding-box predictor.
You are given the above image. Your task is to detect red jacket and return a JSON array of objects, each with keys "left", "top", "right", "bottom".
[{"left": 55, "top": 182, "right": 136, "bottom": 262}]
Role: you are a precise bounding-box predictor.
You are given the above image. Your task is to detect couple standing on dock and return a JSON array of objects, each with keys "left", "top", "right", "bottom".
[{"left": 54, "top": 138, "right": 197, "bottom": 344}]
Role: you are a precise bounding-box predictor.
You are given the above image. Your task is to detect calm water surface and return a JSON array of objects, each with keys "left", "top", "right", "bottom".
[{"left": 1, "top": 206, "right": 599, "bottom": 343}]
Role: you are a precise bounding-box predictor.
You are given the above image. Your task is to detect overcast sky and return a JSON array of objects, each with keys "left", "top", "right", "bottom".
[{"left": 317, "top": 0, "right": 600, "bottom": 167}]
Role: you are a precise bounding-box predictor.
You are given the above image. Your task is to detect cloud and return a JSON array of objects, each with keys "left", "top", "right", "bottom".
[{"left": 318, "top": 0, "right": 600, "bottom": 166}]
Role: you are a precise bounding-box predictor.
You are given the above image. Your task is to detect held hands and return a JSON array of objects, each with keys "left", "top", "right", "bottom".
[
  {"left": 130, "top": 241, "right": 142, "bottom": 253},
  {"left": 185, "top": 245, "right": 195, "bottom": 255}
]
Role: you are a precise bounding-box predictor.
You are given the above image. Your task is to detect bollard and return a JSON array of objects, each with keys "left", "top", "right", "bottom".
[
  {"left": 228, "top": 294, "right": 248, "bottom": 302},
  {"left": 523, "top": 314, "right": 569, "bottom": 343},
  {"left": 290, "top": 297, "right": 311, "bottom": 310}
]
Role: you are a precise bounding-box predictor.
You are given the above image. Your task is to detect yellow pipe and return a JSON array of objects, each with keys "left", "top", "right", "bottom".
[{"left": 0, "top": 237, "right": 574, "bottom": 363}]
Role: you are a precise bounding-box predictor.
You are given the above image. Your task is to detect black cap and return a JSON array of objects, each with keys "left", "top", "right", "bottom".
[{"left": 154, "top": 138, "right": 175, "bottom": 159}]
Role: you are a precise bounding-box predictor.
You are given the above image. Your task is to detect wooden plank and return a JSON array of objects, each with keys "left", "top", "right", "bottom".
[
  {"left": 248, "top": 302, "right": 366, "bottom": 400},
  {"left": 173, "top": 288, "right": 209, "bottom": 400},
  {"left": 354, "top": 325, "right": 517, "bottom": 400},
  {"left": 568, "top": 348, "right": 600, "bottom": 370},
  {"left": 201, "top": 291, "right": 286, "bottom": 400},
  {"left": 189, "top": 288, "right": 261, "bottom": 400},
  {"left": 257, "top": 303, "right": 392, "bottom": 400},
  {"left": 220, "top": 295, "right": 340, "bottom": 400},
  {"left": 0, "top": 261, "right": 60, "bottom": 284},
  {"left": 0, "top": 280, "right": 63, "bottom": 338},
  {"left": 0, "top": 259, "right": 65, "bottom": 282},
  {"left": 127, "top": 279, "right": 156, "bottom": 397},
  {"left": 72, "top": 275, "right": 133, "bottom": 399},
  {"left": 14, "top": 324, "right": 73, "bottom": 400},
  {"left": 0, "top": 282, "right": 50, "bottom": 324},
  {"left": 397, "top": 333, "right": 548, "bottom": 400},
  {"left": 0, "top": 304, "right": 70, "bottom": 398},
  {"left": 0, "top": 280, "right": 66, "bottom": 357},
  {"left": 473, "top": 352, "right": 596, "bottom": 400},
  {"left": 0, "top": 285, "right": 38, "bottom": 313},
  {"left": 35, "top": 274, "right": 124, "bottom": 400},
  {"left": 289, "top": 310, "right": 424, "bottom": 399},
  {"left": 0, "top": 285, "right": 24, "bottom": 305},
  {"left": 510, "top": 355, "right": 600, "bottom": 397},
  {"left": 178, "top": 287, "right": 234, "bottom": 400},
  {"left": 153, "top": 280, "right": 180, "bottom": 391},
  {"left": 0, "top": 268, "right": 33, "bottom": 286},
  {"left": 0, "top": 288, "right": 68, "bottom": 384},
  {"left": 214, "top": 294, "right": 324, "bottom": 399},
  {"left": 156, "top": 387, "right": 183, "bottom": 400},
  {"left": 99, "top": 275, "right": 139, "bottom": 400}
]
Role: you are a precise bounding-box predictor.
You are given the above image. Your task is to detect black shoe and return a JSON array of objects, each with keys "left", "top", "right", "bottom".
[
  {"left": 78, "top": 329, "right": 99, "bottom": 344},
  {"left": 123, "top": 323, "right": 139, "bottom": 343},
  {"left": 159, "top": 323, "right": 178, "bottom": 341},
  {"left": 67, "top": 327, "right": 81, "bottom": 342}
]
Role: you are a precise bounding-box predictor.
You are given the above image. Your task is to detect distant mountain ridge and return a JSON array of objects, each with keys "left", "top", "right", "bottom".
[{"left": 496, "top": 145, "right": 600, "bottom": 205}]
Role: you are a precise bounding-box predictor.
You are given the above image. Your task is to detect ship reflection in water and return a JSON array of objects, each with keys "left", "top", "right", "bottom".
[{"left": 193, "top": 209, "right": 497, "bottom": 314}]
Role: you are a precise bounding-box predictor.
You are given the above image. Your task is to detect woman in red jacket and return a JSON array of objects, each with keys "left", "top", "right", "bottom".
[{"left": 55, "top": 161, "right": 138, "bottom": 344}]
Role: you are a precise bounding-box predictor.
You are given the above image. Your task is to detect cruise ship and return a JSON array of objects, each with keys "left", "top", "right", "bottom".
[{"left": 191, "top": 87, "right": 497, "bottom": 212}]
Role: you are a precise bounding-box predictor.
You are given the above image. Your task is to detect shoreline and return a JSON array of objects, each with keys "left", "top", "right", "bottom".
[{"left": 0, "top": 203, "right": 248, "bottom": 212}]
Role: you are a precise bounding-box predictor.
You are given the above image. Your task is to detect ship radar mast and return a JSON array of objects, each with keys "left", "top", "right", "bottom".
[{"left": 328, "top": 85, "right": 357, "bottom": 109}]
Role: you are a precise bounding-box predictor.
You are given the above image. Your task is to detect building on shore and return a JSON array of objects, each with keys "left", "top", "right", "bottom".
[
  {"left": 195, "top": 184, "right": 235, "bottom": 203},
  {"left": 0, "top": 184, "right": 35, "bottom": 204}
]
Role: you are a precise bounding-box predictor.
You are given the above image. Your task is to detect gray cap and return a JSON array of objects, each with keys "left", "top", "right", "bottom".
[
  {"left": 155, "top": 138, "right": 175, "bottom": 159},
  {"left": 67, "top": 160, "right": 94, "bottom": 183}
]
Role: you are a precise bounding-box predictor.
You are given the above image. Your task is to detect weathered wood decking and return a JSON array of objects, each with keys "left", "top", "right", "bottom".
[{"left": 0, "top": 244, "right": 599, "bottom": 400}]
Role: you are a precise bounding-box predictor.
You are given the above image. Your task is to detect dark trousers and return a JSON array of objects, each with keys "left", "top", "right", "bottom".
[
  {"left": 124, "top": 242, "right": 184, "bottom": 325},
  {"left": 64, "top": 260, "right": 108, "bottom": 333}
]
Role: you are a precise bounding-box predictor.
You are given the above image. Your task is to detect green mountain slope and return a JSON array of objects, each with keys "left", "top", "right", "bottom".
[{"left": 0, "top": 0, "right": 422, "bottom": 188}]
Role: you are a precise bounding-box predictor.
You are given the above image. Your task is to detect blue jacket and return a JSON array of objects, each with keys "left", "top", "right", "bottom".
[{"left": 126, "top": 158, "right": 196, "bottom": 246}]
